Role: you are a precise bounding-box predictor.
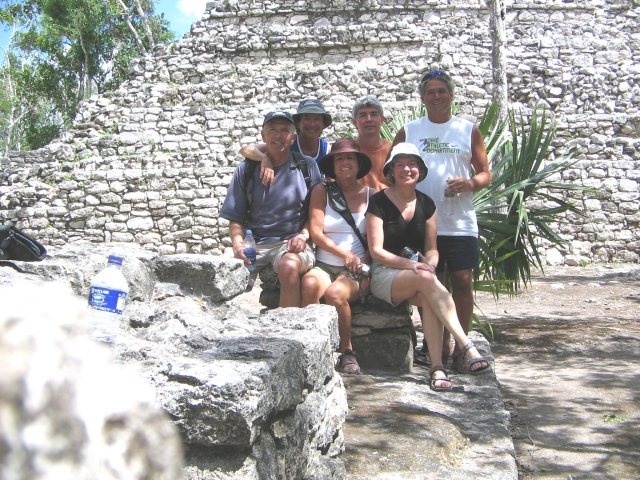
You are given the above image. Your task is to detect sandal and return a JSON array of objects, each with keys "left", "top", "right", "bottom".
[
  {"left": 429, "top": 366, "right": 456, "bottom": 392},
  {"left": 336, "top": 349, "right": 361, "bottom": 375},
  {"left": 414, "top": 339, "right": 453, "bottom": 366},
  {"left": 452, "top": 341, "right": 492, "bottom": 375}
]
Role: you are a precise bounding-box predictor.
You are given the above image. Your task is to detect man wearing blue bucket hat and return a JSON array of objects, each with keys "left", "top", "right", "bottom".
[{"left": 239, "top": 98, "right": 332, "bottom": 185}]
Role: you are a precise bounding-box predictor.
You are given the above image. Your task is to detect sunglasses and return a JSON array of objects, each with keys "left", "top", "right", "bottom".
[{"left": 421, "top": 71, "right": 447, "bottom": 82}]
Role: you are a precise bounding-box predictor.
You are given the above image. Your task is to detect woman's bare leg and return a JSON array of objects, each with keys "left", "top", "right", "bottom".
[
  {"left": 391, "top": 270, "right": 487, "bottom": 367},
  {"left": 324, "top": 275, "right": 360, "bottom": 354},
  {"left": 301, "top": 269, "right": 330, "bottom": 306}
]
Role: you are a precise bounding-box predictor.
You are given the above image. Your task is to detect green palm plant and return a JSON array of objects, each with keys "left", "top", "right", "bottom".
[{"left": 474, "top": 105, "right": 588, "bottom": 298}]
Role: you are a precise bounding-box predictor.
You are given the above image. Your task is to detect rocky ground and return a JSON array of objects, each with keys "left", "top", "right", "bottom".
[{"left": 237, "top": 264, "right": 640, "bottom": 479}]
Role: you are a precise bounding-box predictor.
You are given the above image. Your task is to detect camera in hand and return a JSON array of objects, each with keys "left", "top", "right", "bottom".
[
  {"left": 400, "top": 247, "right": 420, "bottom": 262},
  {"left": 356, "top": 263, "right": 371, "bottom": 278}
]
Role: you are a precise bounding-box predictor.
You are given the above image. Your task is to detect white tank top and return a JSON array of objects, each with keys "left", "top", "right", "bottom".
[
  {"left": 316, "top": 188, "right": 370, "bottom": 266},
  {"left": 405, "top": 115, "right": 478, "bottom": 236}
]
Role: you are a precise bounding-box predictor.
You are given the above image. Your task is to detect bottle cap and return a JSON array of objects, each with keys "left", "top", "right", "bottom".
[
  {"left": 246, "top": 229, "right": 253, "bottom": 236},
  {"left": 108, "top": 253, "right": 124, "bottom": 265}
]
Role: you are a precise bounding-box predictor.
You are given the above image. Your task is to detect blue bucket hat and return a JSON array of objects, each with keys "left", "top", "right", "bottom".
[
  {"left": 262, "top": 111, "right": 295, "bottom": 128},
  {"left": 292, "top": 98, "right": 332, "bottom": 127}
]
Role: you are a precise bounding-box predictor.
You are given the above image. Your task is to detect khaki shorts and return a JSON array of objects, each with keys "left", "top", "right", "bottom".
[
  {"left": 369, "top": 260, "right": 402, "bottom": 306},
  {"left": 310, "top": 261, "right": 369, "bottom": 302},
  {"left": 255, "top": 240, "right": 315, "bottom": 275}
]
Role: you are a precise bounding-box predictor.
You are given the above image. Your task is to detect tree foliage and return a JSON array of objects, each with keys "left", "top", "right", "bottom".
[{"left": 0, "top": 0, "right": 173, "bottom": 153}]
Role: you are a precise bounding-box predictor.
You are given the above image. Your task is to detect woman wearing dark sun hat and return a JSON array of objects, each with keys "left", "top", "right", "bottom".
[
  {"left": 301, "top": 138, "right": 373, "bottom": 374},
  {"left": 366, "top": 142, "right": 491, "bottom": 391}
]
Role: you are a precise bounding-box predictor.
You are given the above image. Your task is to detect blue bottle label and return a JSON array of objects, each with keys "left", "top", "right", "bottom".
[
  {"left": 244, "top": 247, "right": 257, "bottom": 272},
  {"left": 89, "top": 287, "right": 127, "bottom": 314}
]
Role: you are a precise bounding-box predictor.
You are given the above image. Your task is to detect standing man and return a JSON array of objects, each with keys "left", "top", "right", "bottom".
[
  {"left": 392, "top": 71, "right": 492, "bottom": 373},
  {"left": 221, "top": 111, "right": 322, "bottom": 308},
  {"left": 239, "top": 98, "right": 331, "bottom": 185},
  {"left": 351, "top": 95, "right": 392, "bottom": 191}
]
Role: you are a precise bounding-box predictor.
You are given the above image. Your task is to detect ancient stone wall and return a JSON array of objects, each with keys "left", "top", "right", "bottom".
[{"left": 1, "top": 0, "right": 639, "bottom": 262}]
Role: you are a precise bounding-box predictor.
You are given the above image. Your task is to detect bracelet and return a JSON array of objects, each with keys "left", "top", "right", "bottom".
[{"left": 299, "top": 233, "right": 309, "bottom": 241}]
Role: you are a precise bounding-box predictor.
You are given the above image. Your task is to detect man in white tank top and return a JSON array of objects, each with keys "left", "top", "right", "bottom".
[{"left": 391, "top": 71, "right": 492, "bottom": 373}]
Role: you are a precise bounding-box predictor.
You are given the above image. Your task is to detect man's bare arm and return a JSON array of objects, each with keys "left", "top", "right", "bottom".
[{"left": 238, "top": 143, "right": 275, "bottom": 186}]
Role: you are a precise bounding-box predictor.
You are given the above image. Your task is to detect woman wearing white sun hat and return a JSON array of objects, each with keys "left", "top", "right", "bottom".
[{"left": 366, "top": 142, "right": 491, "bottom": 392}]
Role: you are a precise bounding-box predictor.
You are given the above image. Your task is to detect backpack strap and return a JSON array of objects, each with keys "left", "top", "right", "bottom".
[
  {"left": 292, "top": 151, "right": 312, "bottom": 191},
  {"left": 324, "top": 181, "right": 368, "bottom": 251},
  {"left": 242, "top": 152, "right": 312, "bottom": 213},
  {"left": 241, "top": 158, "right": 258, "bottom": 210}
]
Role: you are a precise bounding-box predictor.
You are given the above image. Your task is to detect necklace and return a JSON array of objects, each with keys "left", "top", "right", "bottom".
[{"left": 392, "top": 188, "right": 415, "bottom": 209}]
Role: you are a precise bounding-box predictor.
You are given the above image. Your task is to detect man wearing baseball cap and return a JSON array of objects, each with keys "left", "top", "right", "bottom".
[
  {"left": 238, "top": 98, "right": 332, "bottom": 185},
  {"left": 221, "top": 111, "right": 322, "bottom": 307}
]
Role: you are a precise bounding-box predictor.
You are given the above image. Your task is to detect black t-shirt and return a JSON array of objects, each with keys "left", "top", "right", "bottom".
[{"left": 366, "top": 189, "right": 436, "bottom": 256}]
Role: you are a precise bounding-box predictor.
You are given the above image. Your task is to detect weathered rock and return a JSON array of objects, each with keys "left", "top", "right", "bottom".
[
  {"left": 0, "top": 245, "right": 348, "bottom": 479},
  {"left": 0, "top": 284, "right": 184, "bottom": 480},
  {"left": 154, "top": 254, "right": 248, "bottom": 301}
]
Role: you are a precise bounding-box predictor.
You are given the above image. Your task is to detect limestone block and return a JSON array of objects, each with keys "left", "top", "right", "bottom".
[
  {"left": 153, "top": 254, "right": 248, "bottom": 300},
  {"left": 124, "top": 191, "right": 147, "bottom": 202},
  {"left": 127, "top": 216, "right": 154, "bottom": 231},
  {"left": 101, "top": 192, "right": 123, "bottom": 204},
  {"left": 546, "top": 248, "right": 564, "bottom": 265},
  {"left": 112, "top": 232, "right": 135, "bottom": 242},
  {"left": 619, "top": 179, "right": 638, "bottom": 192},
  {"left": 351, "top": 329, "right": 413, "bottom": 372}
]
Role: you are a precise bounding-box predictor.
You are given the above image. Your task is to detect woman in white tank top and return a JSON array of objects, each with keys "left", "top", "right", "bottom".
[{"left": 301, "top": 139, "right": 373, "bottom": 375}]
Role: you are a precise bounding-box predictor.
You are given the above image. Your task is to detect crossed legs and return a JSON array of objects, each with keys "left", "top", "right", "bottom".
[{"left": 390, "top": 269, "right": 487, "bottom": 387}]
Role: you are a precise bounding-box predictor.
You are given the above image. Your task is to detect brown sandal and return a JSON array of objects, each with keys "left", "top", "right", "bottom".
[{"left": 452, "top": 342, "right": 491, "bottom": 375}]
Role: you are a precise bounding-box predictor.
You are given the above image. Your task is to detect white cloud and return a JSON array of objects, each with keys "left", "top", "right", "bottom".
[{"left": 177, "top": 0, "right": 209, "bottom": 18}]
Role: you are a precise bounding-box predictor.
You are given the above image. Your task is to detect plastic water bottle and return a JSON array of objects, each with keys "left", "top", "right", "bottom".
[
  {"left": 244, "top": 229, "right": 257, "bottom": 272},
  {"left": 88, "top": 251, "right": 129, "bottom": 343},
  {"left": 442, "top": 176, "right": 455, "bottom": 216}
]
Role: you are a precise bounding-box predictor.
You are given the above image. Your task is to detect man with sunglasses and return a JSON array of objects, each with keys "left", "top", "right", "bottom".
[{"left": 391, "top": 70, "right": 492, "bottom": 374}]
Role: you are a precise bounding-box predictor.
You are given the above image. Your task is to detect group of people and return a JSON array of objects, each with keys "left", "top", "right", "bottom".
[{"left": 220, "top": 71, "right": 493, "bottom": 392}]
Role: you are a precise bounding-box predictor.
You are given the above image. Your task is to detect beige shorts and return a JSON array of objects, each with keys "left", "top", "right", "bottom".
[
  {"left": 310, "top": 261, "right": 369, "bottom": 302},
  {"left": 369, "top": 260, "right": 402, "bottom": 306},
  {"left": 255, "top": 240, "right": 315, "bottom": 275}
]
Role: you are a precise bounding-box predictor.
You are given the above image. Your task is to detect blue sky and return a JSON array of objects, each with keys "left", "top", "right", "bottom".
[{"left": 0, "top": 0, "right": 208, "bottom": 58}]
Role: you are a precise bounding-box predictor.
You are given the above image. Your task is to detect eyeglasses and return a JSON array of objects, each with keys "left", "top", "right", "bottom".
[{"left": 421, "top": 71, "right": 446, "bottom": 82}]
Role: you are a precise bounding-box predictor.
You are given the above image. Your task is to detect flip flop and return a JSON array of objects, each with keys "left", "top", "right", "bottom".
[{"left": 336, "top": 349, "right": 361, "bottom": 375}]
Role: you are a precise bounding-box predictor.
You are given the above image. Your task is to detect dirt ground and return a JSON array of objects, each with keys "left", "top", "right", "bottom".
[{"left": 474, "top": 264, "right": 640, "bottom": 479}]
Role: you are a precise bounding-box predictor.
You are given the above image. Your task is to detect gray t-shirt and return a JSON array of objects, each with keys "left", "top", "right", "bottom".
[{"left": 220, "top": 153, "right": 322, "bottom": 244}]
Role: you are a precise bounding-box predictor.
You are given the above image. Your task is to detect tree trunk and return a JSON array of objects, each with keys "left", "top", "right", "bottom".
[
  {"left": 116, "top": 0, "right": 148, "bottom": 54},
  {"left": 133, "top": 0, "right": 155, "bottom": 50},
  {"left": 489, "top": 0, "right": 508, "bottom": 124}
]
